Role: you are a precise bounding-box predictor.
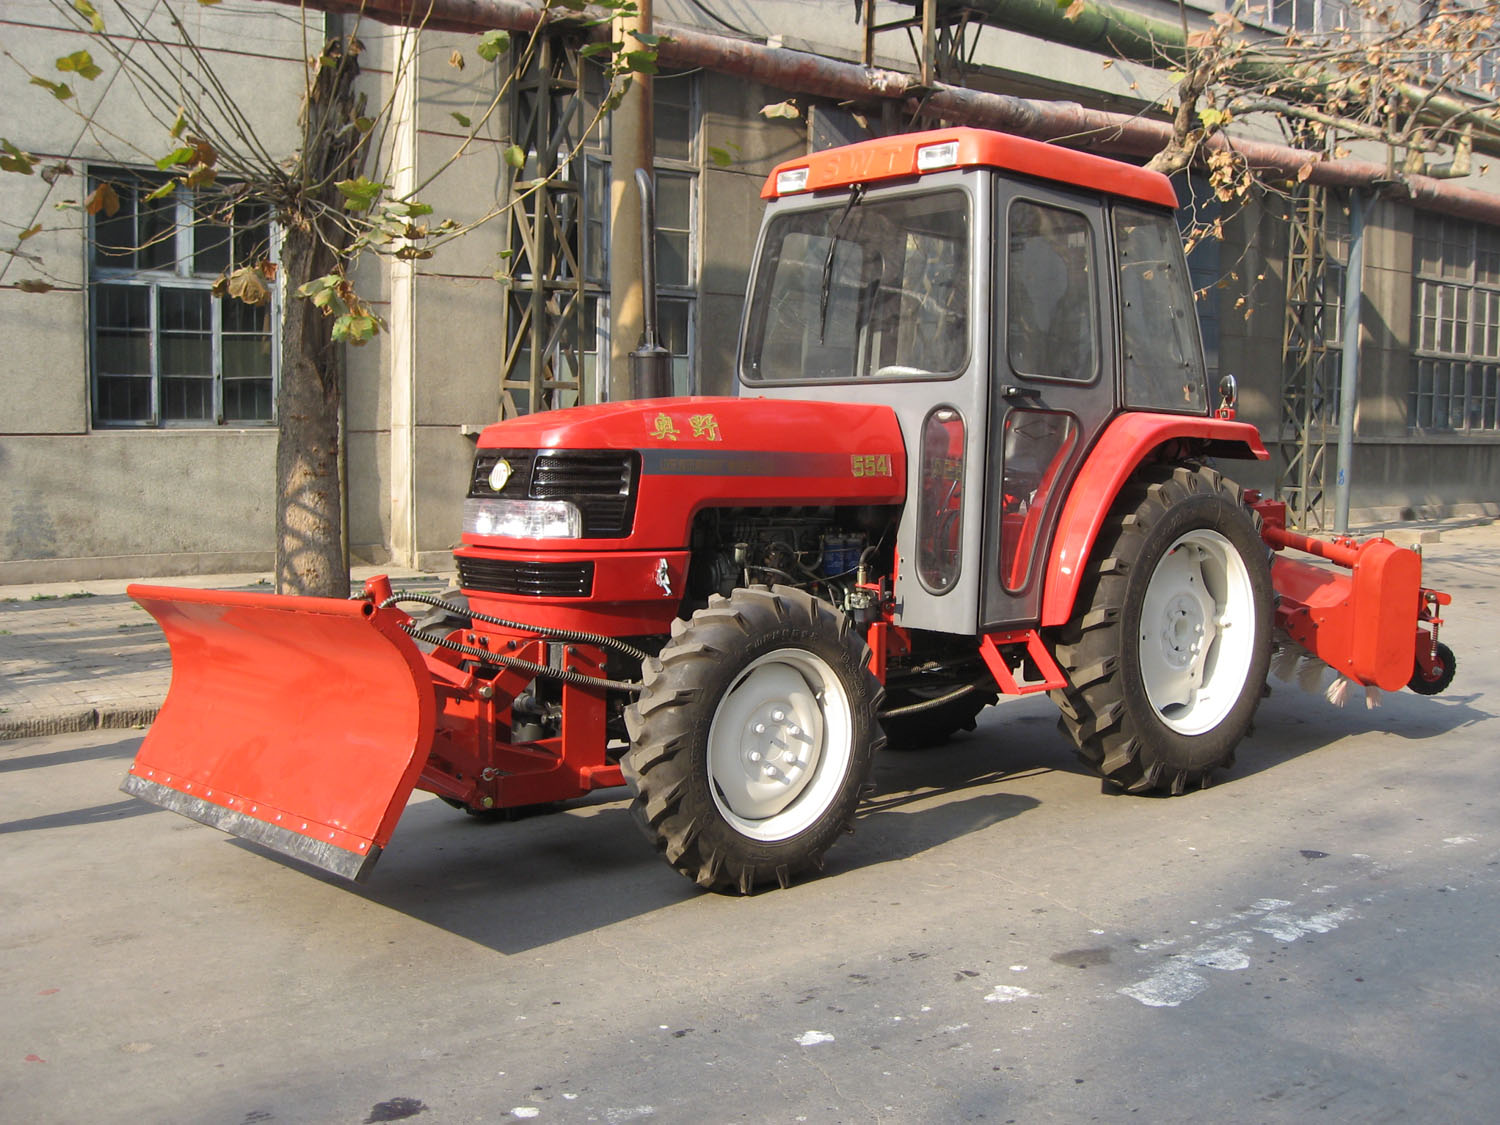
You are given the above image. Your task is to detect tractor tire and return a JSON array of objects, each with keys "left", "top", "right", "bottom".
[
  {"left": 879, "top": 686, "right": 998, "bottom": 750},
  {"left": 622, "top": 585, "right": 883, "bottom": 894},
  {"left": 1407, "top": 641, "right": 1456, "bottom": 695},
  {"left": 1047, "top": 463, "right": 1273, "bottom": 795}
]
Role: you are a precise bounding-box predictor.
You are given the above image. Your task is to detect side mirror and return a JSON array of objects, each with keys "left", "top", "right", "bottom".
[{"left": 1217, "top": 374, "right": 1238, "bottom": 420}]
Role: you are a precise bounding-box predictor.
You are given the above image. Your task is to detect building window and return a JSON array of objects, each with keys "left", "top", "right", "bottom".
[
  {"left": 580, "top": 67, "right": 699, "bottom": 397},
  {"left": 1418, "top": 5, "right": 1500, "bottom": 98},
  {"left": 89, "top": 169, "right": 276, "bottom": 428},
  {"left": 658, "top": 295, "right": 694, "bottom": 395},
  {"left": 1254, "top": 0, "right": 1348, "bottom": 31},
  {"left": 1319, "top": 196, "right": 1351, "bottom": 422},
  {"left": 1411, "top": 213, "right": 1500, "bottom": 432}
]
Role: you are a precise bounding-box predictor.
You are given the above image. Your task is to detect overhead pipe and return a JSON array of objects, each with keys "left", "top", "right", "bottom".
[
  {"left": 258, "top": 0, "right": 1500, "bottom": 227},
  {"left": 933, "top": 0, "right": 1500, "bottom": 150}
]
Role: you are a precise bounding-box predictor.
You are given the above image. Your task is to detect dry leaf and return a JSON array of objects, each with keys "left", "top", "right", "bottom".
[
  {"left": 85, "top": 181, "right": 120, "bottom": 217},
  {"left": 226, "top": 266, "right": 270, "bottom": 306}
]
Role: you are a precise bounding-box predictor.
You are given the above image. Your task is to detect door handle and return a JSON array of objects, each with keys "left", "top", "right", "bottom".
[{"left": 1001, "top": 384, "right": 1040, "bottom": 399}]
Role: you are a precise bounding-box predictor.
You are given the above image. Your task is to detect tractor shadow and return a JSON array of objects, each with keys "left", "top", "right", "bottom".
[
  {"left": 831, "top": 702, "right": 1087, "bottom": 871},
  {"left": 264, "top": 681, "right": 1485, "bottom": 952},
  {"left": 261, "top": 791, "right": 699, "bottom": 955},
  {"left": 323, "top": 704, "right": 1079, "bottom": 953},
  {"left": 1230, "top": 679, "right": 1493, "bottom": 783}
]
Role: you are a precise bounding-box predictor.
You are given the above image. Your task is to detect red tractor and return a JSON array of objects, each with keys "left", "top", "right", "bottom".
[{"left": 123, "top": 128, "right": 1454, "bottom": 893}]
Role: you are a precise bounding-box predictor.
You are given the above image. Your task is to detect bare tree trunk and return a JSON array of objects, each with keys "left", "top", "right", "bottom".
[
  {"left": 276, "top": 220, "right": 347, "bottom": 597},
  {"left": 274, "top": 32, "right": 361, "bottom": 598}
]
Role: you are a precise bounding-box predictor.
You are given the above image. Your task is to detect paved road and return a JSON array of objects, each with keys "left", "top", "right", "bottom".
[{"left": 3, "top": 529, "right": 1498, "bottom": 1123}]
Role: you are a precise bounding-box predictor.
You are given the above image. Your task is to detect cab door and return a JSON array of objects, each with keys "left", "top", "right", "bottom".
[{"left": 979, "top": 182, "right": 1117, "bottom": 630}]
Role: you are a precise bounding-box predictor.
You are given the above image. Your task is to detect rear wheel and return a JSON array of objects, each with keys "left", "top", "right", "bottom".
[
  {"left": 623, "top": 585, "right": 882, "bottom": 893},
  {"left": 1048, "top": 464, "right": 1273, "bottom": 794}
]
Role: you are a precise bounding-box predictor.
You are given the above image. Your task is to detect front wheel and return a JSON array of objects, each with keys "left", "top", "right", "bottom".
[
  {"left": 1049, "top": 464, "right": 1273, "bottom": 794},
  {"left": 623, "top": 585, "right": 882, "bottom": 893}
]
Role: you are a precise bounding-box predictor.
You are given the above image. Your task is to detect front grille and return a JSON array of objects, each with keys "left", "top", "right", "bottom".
[
  {"left": 458, "top": 557, "right": 595, "bottom": 598},
  {"left": 470, "top": 449, "right": 535, "bottom": 498},
  {"left": 469, "top": 448, "right": 637, "bottom": 538}
]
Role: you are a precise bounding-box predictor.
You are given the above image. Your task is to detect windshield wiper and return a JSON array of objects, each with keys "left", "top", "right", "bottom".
[{"left": 818, "top": 184, "right": 865, "bottom": 344}]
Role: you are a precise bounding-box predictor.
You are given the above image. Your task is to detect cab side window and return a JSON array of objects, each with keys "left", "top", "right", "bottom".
[
  {"left": 1114, "top": 205, "right": 1208, "bottom": 412},
  {"left": 1006, "top": 201, "right": 1099, "bottom": 382}
]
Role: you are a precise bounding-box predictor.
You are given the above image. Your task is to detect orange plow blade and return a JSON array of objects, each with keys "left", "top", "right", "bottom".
[{"left": 121, "top": 585, "right": 437, "bottom": 881}]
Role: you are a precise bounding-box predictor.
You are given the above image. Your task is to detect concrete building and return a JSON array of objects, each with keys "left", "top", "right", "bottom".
[{"left": 2, "top": 0, "right": 1497, "bottom": 583}]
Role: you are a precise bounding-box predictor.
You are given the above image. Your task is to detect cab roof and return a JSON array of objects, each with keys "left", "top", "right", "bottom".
[{"left": 762, "top": 126, "right": 1178, "bottom": 210}]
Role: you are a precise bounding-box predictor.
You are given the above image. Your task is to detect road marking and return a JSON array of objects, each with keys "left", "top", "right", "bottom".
[{"left": 1121, "top": 900, "right": 1357, "bottom": 1008}]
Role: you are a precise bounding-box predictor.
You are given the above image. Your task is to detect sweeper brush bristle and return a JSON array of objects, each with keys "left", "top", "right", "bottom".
[
  {"left": 1271, "top": 643, "right": 1302, "bottom": 682},
  {"left": 1296, "top": 653, "right": 1329, "bottom": 694}
]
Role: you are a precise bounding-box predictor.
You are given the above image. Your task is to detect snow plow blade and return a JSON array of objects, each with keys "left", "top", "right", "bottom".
[{"left": 121, "top": 585, "right": 436, "bottom": 881}]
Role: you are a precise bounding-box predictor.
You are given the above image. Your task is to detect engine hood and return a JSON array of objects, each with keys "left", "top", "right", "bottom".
[
  {"left": 477, "top": 396, "right": 897, "bottom": 458},
  {"left": 470, "top": 396, "right": 908, "bottom": 550}
]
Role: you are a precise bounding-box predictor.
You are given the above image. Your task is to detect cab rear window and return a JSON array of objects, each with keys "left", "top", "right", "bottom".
[{"left": 1114, "top": 205, "right": 1208, "bottom": 413}]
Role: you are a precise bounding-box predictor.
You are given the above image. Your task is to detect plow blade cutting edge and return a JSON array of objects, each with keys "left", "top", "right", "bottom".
[{"left": 121, "top": 585, "right": 437, "bottom": 881}]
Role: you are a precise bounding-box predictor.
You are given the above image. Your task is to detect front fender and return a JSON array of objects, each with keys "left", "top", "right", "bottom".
[{"left": 1039, "top": 414, "right": 1269, "bottom": 628}]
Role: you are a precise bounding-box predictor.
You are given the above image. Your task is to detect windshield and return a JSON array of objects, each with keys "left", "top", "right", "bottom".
[{"left": 741, "top": 189, "right": 970, "bottom": 384}]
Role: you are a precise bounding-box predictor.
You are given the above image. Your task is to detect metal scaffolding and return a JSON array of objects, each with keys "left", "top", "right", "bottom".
[
  {"left": 1275, "top": 185, "right": 1335, "bottom": 531},
  {"left": 498, "top": 33, "right": 591, "bottom": 418},
  {"left": 863, "top": 0, "right": 988, "bottom": 92}
]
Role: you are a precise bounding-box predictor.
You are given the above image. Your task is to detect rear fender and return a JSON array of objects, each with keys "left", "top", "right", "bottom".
[{"left": 1038, "top": 414, "right": 1269, "bottom": 628}]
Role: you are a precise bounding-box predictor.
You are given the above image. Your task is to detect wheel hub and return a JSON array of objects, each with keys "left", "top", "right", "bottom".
[
  {"left": 1137, "top": 530, "right": 1257, "bottom": 736},
  {"left": 1159, "top": 589, "right": 1211, "bottom": 671},
  {"left": 708, "top": 661, "right": 827, "bottom": 828},
  {"left": 739, "top": 701, "right": 816, "bottom": 790}
]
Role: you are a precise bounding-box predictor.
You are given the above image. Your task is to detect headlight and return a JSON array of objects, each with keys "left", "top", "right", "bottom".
[{"left": 463, "top": 498, "right": 582, "bottom": 539}]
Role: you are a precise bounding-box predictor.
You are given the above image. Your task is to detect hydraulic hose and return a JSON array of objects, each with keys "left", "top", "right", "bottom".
[
  {"left": 876, "top": 680, "right": 988, "bottom": 719},
  {"left": 378, "top": 592, "right": 652, "bottom": 663},
  {"left": 402, "top": 625, "right": 644, "bottom": 694}
]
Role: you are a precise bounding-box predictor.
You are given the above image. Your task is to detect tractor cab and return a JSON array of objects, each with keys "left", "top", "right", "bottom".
[{"left": 741, "top": 128, "right": 1211, "bottom": 635}]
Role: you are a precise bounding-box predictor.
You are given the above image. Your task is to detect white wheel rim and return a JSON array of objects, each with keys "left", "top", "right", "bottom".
[
  {"left": 1138, "top": 528, "right": 1256, "bottom": 736},
  {"left": 707, "top": 648, "right": 854, "bottom": 842}
]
